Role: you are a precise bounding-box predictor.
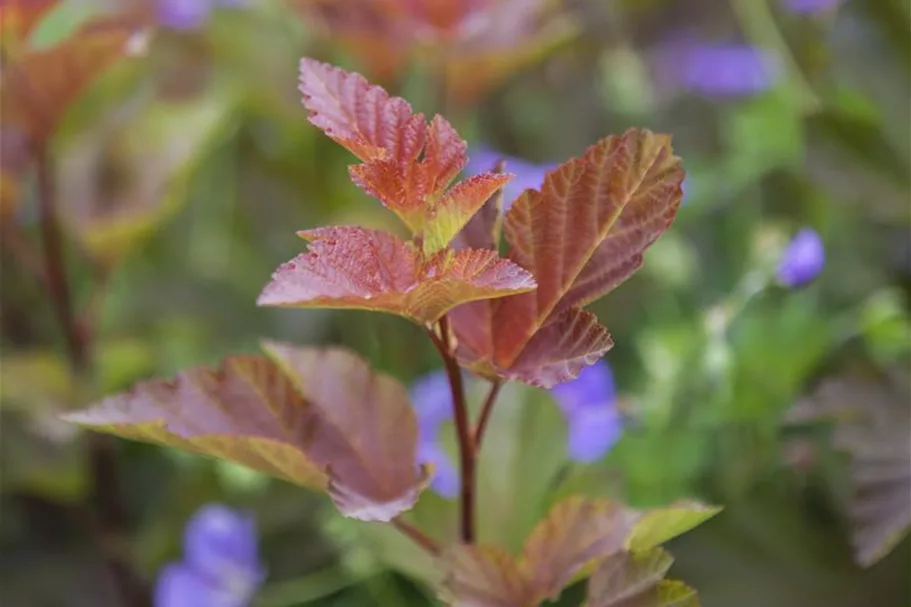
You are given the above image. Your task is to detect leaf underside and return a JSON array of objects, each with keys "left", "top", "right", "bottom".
[{"left": 62, "top": 345, "right": 431, "bottom": 522}]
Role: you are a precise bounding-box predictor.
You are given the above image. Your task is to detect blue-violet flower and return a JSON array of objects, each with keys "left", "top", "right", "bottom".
[
  {"left": 776, "top": 227, "right": 825, "bottom": 287},
  {"left": 156, "top": 0, "right": 246, "bottom": 31},
  {"left": 410, "top": 371, "right": 459, "bottom": 499},
  {"left": 155, "top": 503, "right": 265, "bottom": 607},
  {"left": 656, "top": 41, "right": 782, "bottom": 98},
  {"left": 550, "top": 360, "right": 622, "bottom": 463},
  {"left": 466, "top": 145, "right": 555, "bottom": 212}
]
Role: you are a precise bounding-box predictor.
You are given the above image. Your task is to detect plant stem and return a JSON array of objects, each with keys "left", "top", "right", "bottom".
[
  {"left": 472, "top": 380, "right": 503, "bottom": 455},
  {"left": 391, "top": 518, "right": 442, "bottom": 556},
  {"left": 427, "top": 316, "right": 475, "bottom": 543},
  {"left": 35, "top": 150, "right": 150, "bottom": 607}
]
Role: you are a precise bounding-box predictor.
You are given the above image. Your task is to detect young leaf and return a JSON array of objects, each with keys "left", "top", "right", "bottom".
[
  {"left": 297, "top": 58, "right": 514, "bottom": 249},
  {"left": 257, "top": 226, "right": 535, "bottom": 324},
  {"left": 518, "top": 496, "right": 635, "bottom": 601},
  {"left": 583, "top": 548, "right": 674, "bottom": 607},
  {"left": 450, "top": 129, "right": 684, "bottom": 388},
  {"left": 62, "top": 347, "right": 432, "bottom": 522},
  {"left": 585, "top": 551, "right": 700, "bottom": 607},
  {"left": 439, "top": 545, "right": 534, "bottom": 607},
  {"left": 624, "top": 501, "right": 723, "bottom": 552},
  {"left": 451, "top": 159, "right": 507, "bottom": 251}
]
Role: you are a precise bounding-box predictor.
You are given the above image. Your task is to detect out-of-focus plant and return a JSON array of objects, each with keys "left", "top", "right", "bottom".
[
  {"left": 63, "top": 58, "right": 722, "bottom": 606},
  {"left": 293, "top": 0, "right": 577, "bottom": 107}
]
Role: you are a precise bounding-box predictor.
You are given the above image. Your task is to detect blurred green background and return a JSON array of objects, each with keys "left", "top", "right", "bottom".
[{"left": 1, "top": 0, "right": 909, "bottom": 605}]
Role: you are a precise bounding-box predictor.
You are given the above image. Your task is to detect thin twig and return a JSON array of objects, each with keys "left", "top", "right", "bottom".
[
  {"left": 427, "top": 316, "right": 475, "bottom": 543},
  {"left": 391, "top": 518, "right": 442, "bottom": 556},
  {"left": 1, "top": 225, "right": 49, "bottom": 289},
  {"left": 472, "top": 380, "right": 503, "bottom": 455},
  {"left": 35, "top": 149, "right": 150, "bottom": 607}
]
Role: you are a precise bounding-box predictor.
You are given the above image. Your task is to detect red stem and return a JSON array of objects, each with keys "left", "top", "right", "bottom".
[
  {"left": 472, "top": 380, "right": 503, "bottom": 455},
  {"left": 35, "top": 150, "right": 150, "bottom": 607},
  {"left": 427, "top": 316, "right": 475, "bottom": 543},
  {"left": 391, "top": 518, "right": 441, "bottom": 556}
]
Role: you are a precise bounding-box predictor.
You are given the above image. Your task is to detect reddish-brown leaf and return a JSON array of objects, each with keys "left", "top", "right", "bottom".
[
  {"left": 262, "top": 342, "right": 429, "bottom": 520},
  {"left": 62, "top": 347, "right": 431, "bottom": 522},
  {"left": 439, "top": 545, "right": 534, "bottom": 607},
  {"left": 450, "top": 129, "right": 683, "bottom": 388},
  {"left": 257, "top": 226, "right": 535, "bottom": 324},
  {"left": 299, "top": 56, "right": 424, "bottom": 163},
  {"left": 584, "top": 550, "right": 701, "bottom": 607},
  {"left": 299, "top": 59, "right": 489, "bottom": 239},
  {"left": 519, "top": 497, "right": 637, "bottom": 602}
]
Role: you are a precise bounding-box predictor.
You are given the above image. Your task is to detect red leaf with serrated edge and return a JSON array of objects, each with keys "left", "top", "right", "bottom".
[
  {"left": 62, "top": 347, "right": 430, "bottom": 522},
  {"left": 299, "top": 59, "right": 483, "bottom": 241},
  {"left": 299, "top": 56, "right": 424, "bottom": 162},
  {"left": 439, "top": 545, "right": 535, "bottom": 607},
  {"left": 423, "top": 172, "right": 512, "bottom": 254},
  {"left": 449, "top": 129, "right": 683, "bottom": 388},
  {"left": 257, "top": 226, "right": 535, "bottom": 324}
]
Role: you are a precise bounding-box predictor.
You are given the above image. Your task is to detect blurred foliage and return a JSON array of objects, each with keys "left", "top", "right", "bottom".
[{"left": 1, "top": 0, "right": 909, "bottom": 606}]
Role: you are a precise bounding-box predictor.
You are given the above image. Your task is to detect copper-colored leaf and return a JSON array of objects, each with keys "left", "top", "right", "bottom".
[
  {"left": 583, "top": 548, "right": 675, "bottom": 607},
  {"left": 519, "top": 497, "right": 636, "bottom": 601},
  {"left": 257, "top": 226, "right": 535, "bottom": 324},
  {"left": 262, "top": 341, "right": 430, "bottom": 521},
  {"left": 62, "top": 348, "right": 432, "bottom": 522},
  {"left": 450, "top": 129, "right": 683, "bottom": 388},
  {"left": 439, "top": 545, "right": 534, "bottom": 607},
  {"left": 299, "top": 59, "right": 497, "bottom": 239}
]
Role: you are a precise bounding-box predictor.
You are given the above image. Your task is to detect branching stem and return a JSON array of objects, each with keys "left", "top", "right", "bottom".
[{"left": 391, "top": 518, "right": 441, "bottom": 556}]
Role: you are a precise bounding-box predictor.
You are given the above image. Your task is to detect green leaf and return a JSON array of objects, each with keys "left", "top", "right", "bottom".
[{"left": 625, "top": 501, "right": 722, "bottom": 552}]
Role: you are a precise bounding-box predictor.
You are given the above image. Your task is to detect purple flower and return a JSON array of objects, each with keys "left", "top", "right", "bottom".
[
  {"left": 156, "top": 0, "right": 246, "bottom": 30},
  {"left": 782, "top": 0, "right": 844, "bottom": 14},
  {"left": 155, "top": 503, "right": 265, "bottom": 607},
  {"left": 550, "top": 360, "right": 622, "bottom": 463},
  {"left": 656, "top": 40, "right": 782, "bottom": 98},
  {"left": 410, "top": 371, "right": 459, "bottom": 499},
  {"left": 776, "top": 228, "right": 825, "bottom": 287},
  {"left": 466, "top": 145, "right": 555, "bottom": 212}
]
